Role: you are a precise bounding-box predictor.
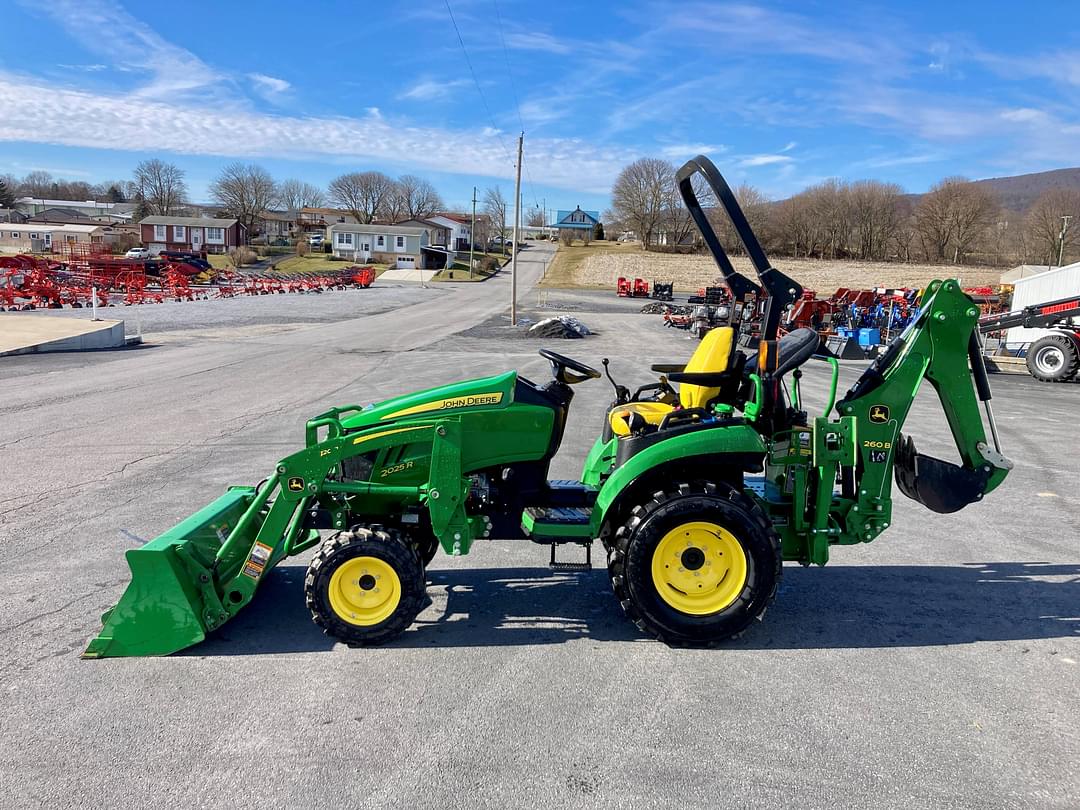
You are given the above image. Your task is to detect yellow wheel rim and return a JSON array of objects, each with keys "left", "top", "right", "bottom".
[
  {"left": 651, "top": 521, "right": 748, "bottom": 615},
  {"left": 328, "top": 556, "right": 402, "bottom": 626}
]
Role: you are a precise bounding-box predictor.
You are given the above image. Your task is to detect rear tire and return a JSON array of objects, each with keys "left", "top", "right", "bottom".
[
  {"left": 608, "top": 481, "right": 781, "bottom": 645},
  {"left": 1026, "top": 334, "right": 1079, "bottom": 382},
  {"left": 305, "top": 525, "right": 425, "bottom": 645}
]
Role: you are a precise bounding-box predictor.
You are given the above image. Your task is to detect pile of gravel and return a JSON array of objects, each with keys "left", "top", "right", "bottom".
[
  {"left": 527, "top": 316, "right": 591, "bottom": 339},
  {"left": 640, "top": 302, "right": 691, "bottom": 315}
]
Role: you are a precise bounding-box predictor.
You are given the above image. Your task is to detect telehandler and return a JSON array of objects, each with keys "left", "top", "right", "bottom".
[{"left": 85, "top": 157, "right": 1011, "bottom": 657}]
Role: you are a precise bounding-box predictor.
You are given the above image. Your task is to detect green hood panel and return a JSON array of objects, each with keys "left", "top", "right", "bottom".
[{"left": 341, "top": 370, "right": 518, "bottom": 429}]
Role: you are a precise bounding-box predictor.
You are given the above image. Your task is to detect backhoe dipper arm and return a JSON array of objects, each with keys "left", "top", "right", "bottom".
[
  {"left": 836, "top": 280, "right": 1012, "bottom": 518},
  {"left": 676, "top": 155, "right": 802, "bottom": 340}
]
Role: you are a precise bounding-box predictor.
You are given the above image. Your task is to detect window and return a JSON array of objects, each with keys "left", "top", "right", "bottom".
[
  {"left": 174, "top": 225, "right": 186, "bottom": 240},
  {"left": 206, "top": 227, "right": 223, "bottom": 241},
  {"left": 153, "top": 224, "right": 166, "bottom": 240},
  {"left": 396, "top": 236, "right": 405, "bottom": 248},
  {"left": 30, "top": 233, "right": 38, "bottom": 239},
  {"left": 376, "top": 235, "right": 385, "bottom": 247},
  {"left": 337, "top": 232, "right": 354, "bottom": 246}
]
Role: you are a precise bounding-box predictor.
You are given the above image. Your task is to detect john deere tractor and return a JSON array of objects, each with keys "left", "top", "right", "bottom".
[{"left": 85, "top": 157, "right": 1011, "bottom": 657}]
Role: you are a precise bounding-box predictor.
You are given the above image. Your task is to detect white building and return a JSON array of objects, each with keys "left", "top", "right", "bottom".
[{"left": 1006, "top": 260, "right": 1080, "bottom": 347}]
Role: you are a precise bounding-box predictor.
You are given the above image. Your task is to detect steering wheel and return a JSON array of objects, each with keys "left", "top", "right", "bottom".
[{"left": 539, "top": 348, "right": 601, "bottom": 385}]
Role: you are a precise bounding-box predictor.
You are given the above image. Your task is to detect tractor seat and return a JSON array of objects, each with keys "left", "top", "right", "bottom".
[
  {"left": 745, "top": 327, "right": 820, "bottom": 378},
  {"left": 608, "top": 327, "right": 743, "bottom": 437}
]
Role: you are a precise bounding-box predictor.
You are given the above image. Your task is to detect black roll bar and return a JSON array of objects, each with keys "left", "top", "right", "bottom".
[{"left": 676, "top": 155, "right": 803, "bottom": 342}]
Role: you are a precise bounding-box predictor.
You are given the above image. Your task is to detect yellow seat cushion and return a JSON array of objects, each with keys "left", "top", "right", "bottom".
[
  {"left": 679, "top": 327, "right": 736, "bottom": 409},
  {"left": 608, "top": 401, "right": 674, "bottom": 437}
]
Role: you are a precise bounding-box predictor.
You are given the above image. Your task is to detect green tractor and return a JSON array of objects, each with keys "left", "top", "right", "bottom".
[{"left": 85, "top": 157, "right": 1011, "bottom": 657}]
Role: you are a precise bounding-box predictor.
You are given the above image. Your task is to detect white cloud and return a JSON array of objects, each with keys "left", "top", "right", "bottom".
[
  {"left": 505, "top": 32, "right": 571, "bottom": 55},
  {"left": 740, "top": 155, "right": 794, "bottom": 167},
  {"left": 1001, "top": 107, "right": 1048, "bottom": 123},
  {"left": 399, "top": 78, "right": 470, "bottom": 101},
  {"left": 57, "top": 63, "right": 108, "bottom": 72},
  {"left": 659, "top": 143, "right": 727, "bottom": 159},
  {"left": 780, "top": 141, "right": 797, "bottom": 153},
  {"left": 23, "top": 0, "right": 220, "bottom": 99},
  {"left": 248, "top": 73, "right": 290, "bottom": 95},
  {"left": 0, "top": 73, "right": 630, "bottom": 194}
]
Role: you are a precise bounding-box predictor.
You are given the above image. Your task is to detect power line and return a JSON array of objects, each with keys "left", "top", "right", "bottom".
[{"left": 444, "top": 0, "right": 515, "bottom": 171}]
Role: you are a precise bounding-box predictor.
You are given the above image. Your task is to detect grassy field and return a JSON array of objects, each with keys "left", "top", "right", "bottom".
[
  {"left": 206, "top": 254, "right": 234, "bottom": 270},
  {"left": 540, "top": 241, "right": 1005, "bottom": 291}
]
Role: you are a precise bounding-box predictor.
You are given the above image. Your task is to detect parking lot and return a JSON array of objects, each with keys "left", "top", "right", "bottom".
[{"left": 1, "top": 245, "right": 1077, "bottom": 808}]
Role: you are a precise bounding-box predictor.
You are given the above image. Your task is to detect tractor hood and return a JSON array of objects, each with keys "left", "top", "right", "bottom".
[{"left": 340, "top": 370, "right": 519, "bottom": 430}]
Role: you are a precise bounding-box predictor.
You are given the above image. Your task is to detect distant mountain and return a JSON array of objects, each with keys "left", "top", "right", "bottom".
[{"left": 972, "top": 168, "right": 1080, "bottom": 212}]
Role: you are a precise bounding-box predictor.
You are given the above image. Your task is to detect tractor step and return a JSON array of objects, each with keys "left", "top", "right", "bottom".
[
  {"left": 549, "top": 540, "right": 592, "bottom": 572},
  {"left": 522, "top": 506, "right": 593, "bottom": 540}
]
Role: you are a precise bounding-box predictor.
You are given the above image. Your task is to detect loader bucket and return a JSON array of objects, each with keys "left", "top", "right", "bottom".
[{"left": 83, "top": 486, "right": 259, "bottom": 658}]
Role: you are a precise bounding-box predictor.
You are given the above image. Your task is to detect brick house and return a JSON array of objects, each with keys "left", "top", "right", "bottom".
[{"left": 140, "top": 215, "right": 246, "bottom": 254}]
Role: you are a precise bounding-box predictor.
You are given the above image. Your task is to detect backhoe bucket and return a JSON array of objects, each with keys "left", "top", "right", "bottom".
[
  {"left": 83, "top": 486, "right": 259, "bottom": 658},
  {"left": 894, "top": 434, "right": 990, "bottom": 514}
]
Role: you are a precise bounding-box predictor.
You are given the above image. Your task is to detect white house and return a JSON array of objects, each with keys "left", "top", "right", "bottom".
[
  {"left": 328, "top": 222, "right": 432, "bottom": 268},
  {"left": 0, "top": 223, "right": 106, "bottom": 252},
  {"left": 427, "top": 213, "right": 472, "bottom": 251}
]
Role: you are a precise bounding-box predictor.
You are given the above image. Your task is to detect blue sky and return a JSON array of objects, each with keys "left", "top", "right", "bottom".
[{"left": 1, "top": 0, "right": 1078, "bottom": 219}]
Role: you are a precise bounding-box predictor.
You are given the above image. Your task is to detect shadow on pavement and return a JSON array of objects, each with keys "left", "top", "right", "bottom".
[{"left": 189, "top": 561, "right": 1079, "bottom": 656}]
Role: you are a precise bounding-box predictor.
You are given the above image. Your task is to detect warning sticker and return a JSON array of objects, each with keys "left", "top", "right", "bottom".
[{"left": 242, "top": 541, "right": 273, "bottom": 579}]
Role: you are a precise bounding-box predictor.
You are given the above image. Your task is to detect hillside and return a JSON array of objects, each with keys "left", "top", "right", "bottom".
[{"left": 972, "top": 167, "right": 1080, "bottom": 211}]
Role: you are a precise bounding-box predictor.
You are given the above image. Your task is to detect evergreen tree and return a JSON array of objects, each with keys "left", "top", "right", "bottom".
[{"left": 0, "top": 178, "right": 14, "bottom": 209}]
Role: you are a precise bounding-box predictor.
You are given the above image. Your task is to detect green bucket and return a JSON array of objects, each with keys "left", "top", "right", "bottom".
[{"left": 84, "top": 487, "right": 259, "bottom": 658}]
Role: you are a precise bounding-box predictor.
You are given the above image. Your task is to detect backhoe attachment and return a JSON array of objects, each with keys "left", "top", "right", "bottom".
[{"left": 838, "top": 279, "right": 1011, "bottom": 516}]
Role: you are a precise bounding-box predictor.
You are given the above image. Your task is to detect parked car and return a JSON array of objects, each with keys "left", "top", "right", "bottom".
[
  {"left": 125, "top": 247, "right": 150, "bottom": 259},
  {"left": 307, "top": 233, "right": 324, "bottom": 247}
]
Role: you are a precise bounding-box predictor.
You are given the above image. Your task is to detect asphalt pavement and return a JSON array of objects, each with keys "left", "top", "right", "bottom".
[{"left": 1, "top": 242, "right": 1077, "bottom": 809}]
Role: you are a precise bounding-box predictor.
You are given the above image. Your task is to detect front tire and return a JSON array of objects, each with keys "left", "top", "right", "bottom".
[
  {"left": 304, "top": 525, "right": 426, "bottom": 645},
  {"left": 608, "top": 482, "right": 781, "bottom": 645},
  {"left": 1026, "top": 334, "right": 1079, "bottom": 382}
]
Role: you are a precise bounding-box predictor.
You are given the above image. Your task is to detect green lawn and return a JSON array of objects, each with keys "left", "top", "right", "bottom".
[{"left": 207, "top": 254, "right": 234, "bottom": 270}]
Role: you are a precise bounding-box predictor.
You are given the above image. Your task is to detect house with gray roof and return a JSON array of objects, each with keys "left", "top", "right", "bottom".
[{"left": 139, "top": 215, "right": 246, "bottom": 254}]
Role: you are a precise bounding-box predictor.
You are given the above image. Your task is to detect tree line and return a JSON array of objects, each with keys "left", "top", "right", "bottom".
[
  {"left": 609, "top": 157, "right": 1080, "bottom": 267},
  {"left": 1, "top": 161, "right": 519, "bottom": 246}
]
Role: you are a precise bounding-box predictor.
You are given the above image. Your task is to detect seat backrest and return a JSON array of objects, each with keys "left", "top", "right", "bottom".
[{"left": 679, "top": 326, "right": 736, "bottom": 409}]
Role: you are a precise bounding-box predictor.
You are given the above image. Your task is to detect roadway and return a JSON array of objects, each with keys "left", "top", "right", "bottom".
[{"left": 0, "top": 241, "right": 1077, "bottom": 808}]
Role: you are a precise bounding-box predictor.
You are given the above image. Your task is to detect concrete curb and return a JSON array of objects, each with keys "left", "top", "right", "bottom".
[{"left": 0, "top": 316, "right": 127, "bottom": 357}]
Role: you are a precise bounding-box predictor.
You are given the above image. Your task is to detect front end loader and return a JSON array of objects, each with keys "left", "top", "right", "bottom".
[{"left": 85, "top": 156, "right": 1011, "bottom": 658}]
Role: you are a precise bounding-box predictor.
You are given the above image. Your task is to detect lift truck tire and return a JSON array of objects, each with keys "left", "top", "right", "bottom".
[
  {"left": 305, "top": 525, "right": 427, "bottom": 645},
  {"left": 1025, "top": 334, "right": 1080, "bottom": 382},
  {"left": 608, "top": 481, "right": 781, "bottom": 645}
]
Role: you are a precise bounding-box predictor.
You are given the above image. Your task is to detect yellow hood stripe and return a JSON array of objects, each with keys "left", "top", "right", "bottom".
[
  {"left": 351, "top": 425, "right": 433, "bottom": 446},
  {"left": 380, "top": 391, "right": 504, "bottom": 420}
]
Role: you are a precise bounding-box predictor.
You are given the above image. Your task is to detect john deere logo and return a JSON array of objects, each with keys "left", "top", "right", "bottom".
[
  {"left": 287, "top": 477, "right": 305, "bottom": 492},
  {"left": 869, "top": 405, "right": 890, "bottom": 424}
]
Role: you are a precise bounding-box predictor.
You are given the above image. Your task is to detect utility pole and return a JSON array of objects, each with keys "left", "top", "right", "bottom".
[
  {"left": 1059, "top": 215, "right": 1073, "bottom": 267},
  {"left": 511, "top": 131, "right": 523, "bottom": 326},
  {"left": 470, "top": 186, "right": 477, "bottom": 280}
]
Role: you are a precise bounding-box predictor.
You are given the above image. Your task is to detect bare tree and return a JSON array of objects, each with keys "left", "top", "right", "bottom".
[
  {"left": 132, "top": 159, "right": 187, "bottom": 216},
  {"left": 664, "top": 172, "right": 714, "bottom": 247},
  {"left": 328, "top": 171, "right": 396, "bottom": 223},
  {"left": 19, "top": 170, "right": 55, "bottom": 198},
  {"left": 712, "top": 182, "right": 771, "bottom": 254},
  {"left": 611, "top": 158, "right": 672, "bottom": 250},
  {"left": 1025, "top": 189, "right": 1080, "bottom": 266},
  {"left": 914, "top": 177, "right": 998, "bottom": 263},
  {"left": 209, "top": 162, "right": 277, "bottom": 235},
  {"left": 484, "top": 186, "right": 508, "bottom": 244},
  {"left": 276, "top": 179, "right": 324, "bottom": 213},
  {"left": 849, "top": 180, "right": 903, "bottom": 261},
  {"left": 526, "top": 207, "right": 546, "bottom": 228},
  {"left": 393, "top": 174, "right": 444, "bottom": 221}
]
